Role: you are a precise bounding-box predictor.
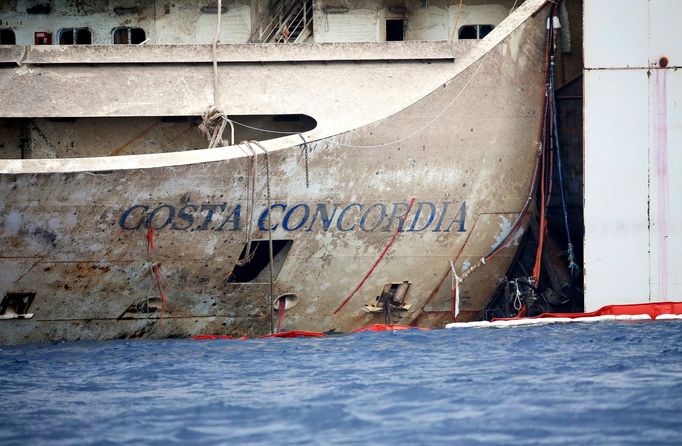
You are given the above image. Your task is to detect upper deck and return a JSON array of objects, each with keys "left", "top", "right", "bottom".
[
  {"left": 0, "top": 0, "right": 581, "bottom": 161},
  {"left": 0, "top": 0, "right": 519, "bottom": 46}
]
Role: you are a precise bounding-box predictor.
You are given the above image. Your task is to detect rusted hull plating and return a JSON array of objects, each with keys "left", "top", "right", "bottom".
[{"left": 0, "top": 2, "right": 549, "bottom": 344}]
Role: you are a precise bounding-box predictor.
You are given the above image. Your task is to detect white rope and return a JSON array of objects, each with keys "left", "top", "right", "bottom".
[
  {"left": 513, "top": 279, "right": 523, "bottom": 311},
  {"left": 230, "top": 119, "right": 300, "bottom": 135},
  {"left": 212, "top": 0, "right": 222, "bottom": 106},
  {"left": 201, "top": 0, "right": 239, "bottom": 149},
  {"left": 199, "top": 107, "right": 234, "bottom": 148},
  {"left": 449, "top": 260, "right": 463, "bottom": 319},
  {"left": 225, "top": 44, "right": 489, "bottom": 147},
  {"left": 334, "top": 49, "right": 491, "bottom": 149}
]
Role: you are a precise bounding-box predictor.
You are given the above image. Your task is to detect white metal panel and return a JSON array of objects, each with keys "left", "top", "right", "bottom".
[
  {"left": 649, "top": 68, "right": 682, "bottom": 301},
  {"left": 584, "top": 69, "right": 650, "bottom": 311},
  {"left": 584, "top": 0, "right": 649, "bottom": 68},
  {"left": 649, "top": 0, "right": 682, "bottom": 66}
]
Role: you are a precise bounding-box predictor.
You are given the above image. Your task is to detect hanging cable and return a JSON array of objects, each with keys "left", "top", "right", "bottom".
[
  {"left": 248, "top": 140, "right": 275, "bottom": 334},
  {"left": 531, "top": 0, "right": 561, "bottom": 284},
  {"left": 234, "top": 142, "right": 258, "bottom": 266},
  {"left": 298, "top": 134, "right": 310, "bottom": 188},
  {"left": 549, "top": 24, "right": 579, "bottom": 278},
  {"left": 447, "top": 2, "right": 560, "bottom": 314},
  {"left": 230, "top": 120, "right": 300, "bottom": 135}
]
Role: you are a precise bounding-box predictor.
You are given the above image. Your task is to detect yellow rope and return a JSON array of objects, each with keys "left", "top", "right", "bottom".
[{"left": 449, "top": 0, "right": 464, "bottom": 41}]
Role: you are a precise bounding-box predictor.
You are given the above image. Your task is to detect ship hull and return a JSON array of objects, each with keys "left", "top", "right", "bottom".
[{"left": 0, "top": 1, "right": 549, "bottom": 344}]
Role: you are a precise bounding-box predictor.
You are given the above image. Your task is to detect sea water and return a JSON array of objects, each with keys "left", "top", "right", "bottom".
[{"left": 1, "top": 322, "right": 681, "bottom": 445}]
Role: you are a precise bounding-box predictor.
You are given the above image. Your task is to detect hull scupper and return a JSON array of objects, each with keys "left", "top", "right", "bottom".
[{"left": 0, "top": 0, "right": 551, "bottom": 344}]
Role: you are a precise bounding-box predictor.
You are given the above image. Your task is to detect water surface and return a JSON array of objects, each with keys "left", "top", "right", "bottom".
[{"left": 1, "top": 322, "right": 681, "bottom": 445}]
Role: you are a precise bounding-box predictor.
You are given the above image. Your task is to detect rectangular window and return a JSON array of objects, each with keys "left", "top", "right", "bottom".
[
  {"left": 386, "top": 19, "right": 405, "bottom": 41},
  {"left": 58, "top": 28, "right": 92, "bottom": 45},
  {"left": 228, "top": 240, "right": 293, "bottom": 283},
  {"left": 113, "top": 27, "right": 146, "bottom": 44},
  {"left": 458, "top": 24, "right": 495, "bottom": 40},
  {"left": 0, "top": 29, "right": 16, "bottom": 45}
]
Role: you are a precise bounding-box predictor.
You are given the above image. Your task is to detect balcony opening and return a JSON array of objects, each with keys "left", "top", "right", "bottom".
[
  {"left": 386, "top": 19, "right": 405, "bottom": 41},
  {"left": 0, "top": 292, "right": 35, "bottom": 319},
  {"left": 0, "top": 29, "right": 16, "bottom": 45},
  {"left": 228, "top": 240, "right": 294, "bottom": 283},
  {"left": 58, "top": 28, "right": 92, "bottom": 45},
  {"left": 1, "top": 113, "right": 317, "bottom": 159},
  {"left": 362, "top": 282, "right": 412, "bottom": 324},
  {"left": 118, "top": 296, "right": 163, "bottom": 319}
]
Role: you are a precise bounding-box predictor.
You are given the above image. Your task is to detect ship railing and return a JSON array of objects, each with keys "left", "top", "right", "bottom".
[{"left": 248, "top": 0, "right": 312, "bottom": 44}]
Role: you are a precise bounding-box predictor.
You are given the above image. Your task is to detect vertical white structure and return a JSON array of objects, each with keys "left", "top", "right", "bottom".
[{"left": 584, "top": 0, "right": 682, "bottom": 310}]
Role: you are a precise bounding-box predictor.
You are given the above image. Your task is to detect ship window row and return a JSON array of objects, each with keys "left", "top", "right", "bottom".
[
  {"left": 0, "top": 27, "right": 147, "bottom": 45},
  {"left": 59, "top": 27, "right": 146, "bottom": 45},
  {"left": 2, "top": 24, "right": 493, "bottom": 45}
]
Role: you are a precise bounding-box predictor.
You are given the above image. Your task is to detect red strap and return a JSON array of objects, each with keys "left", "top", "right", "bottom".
[
  {"left": 146, "top": 227, "right": 156, "bottom": 252},
  {"left": 333, "top": 198, "right": 416, "bottom": 315},
  {"left": 193, "top": 335, "right": 236, "bottom": 340},
  {"left": 276, "top": 297, "right": 286, "bottom": 333}
]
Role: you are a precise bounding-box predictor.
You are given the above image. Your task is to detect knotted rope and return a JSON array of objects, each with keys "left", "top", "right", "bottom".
[{"left": 199, "top": 106, "right": 234, "bottom": 148}]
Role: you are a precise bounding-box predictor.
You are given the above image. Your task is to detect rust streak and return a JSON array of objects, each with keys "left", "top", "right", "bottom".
[
  {"left": 108, "top": 121, "right": 160, "bottom": 156},
  {"left": 159, "top": 122, "right": 195, "bottom": 151}
]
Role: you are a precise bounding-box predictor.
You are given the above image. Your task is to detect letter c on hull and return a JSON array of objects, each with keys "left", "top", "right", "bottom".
[{"left": 119, "top": 205, "right": 149, "bottom": 230}]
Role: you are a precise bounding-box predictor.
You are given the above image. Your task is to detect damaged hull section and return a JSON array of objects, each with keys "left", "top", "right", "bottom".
[{"left": 0, "top": 0, "right": 549, "bottom": 344}]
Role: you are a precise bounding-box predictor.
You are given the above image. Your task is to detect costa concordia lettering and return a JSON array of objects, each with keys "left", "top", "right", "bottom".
[{"left": 119, "top": 201, "right": 467, "bottom": 233}]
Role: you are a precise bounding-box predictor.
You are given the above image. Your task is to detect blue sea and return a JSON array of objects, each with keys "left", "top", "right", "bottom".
[{"left": 1, "top": 322, "right": 681, "bottom": 445}]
